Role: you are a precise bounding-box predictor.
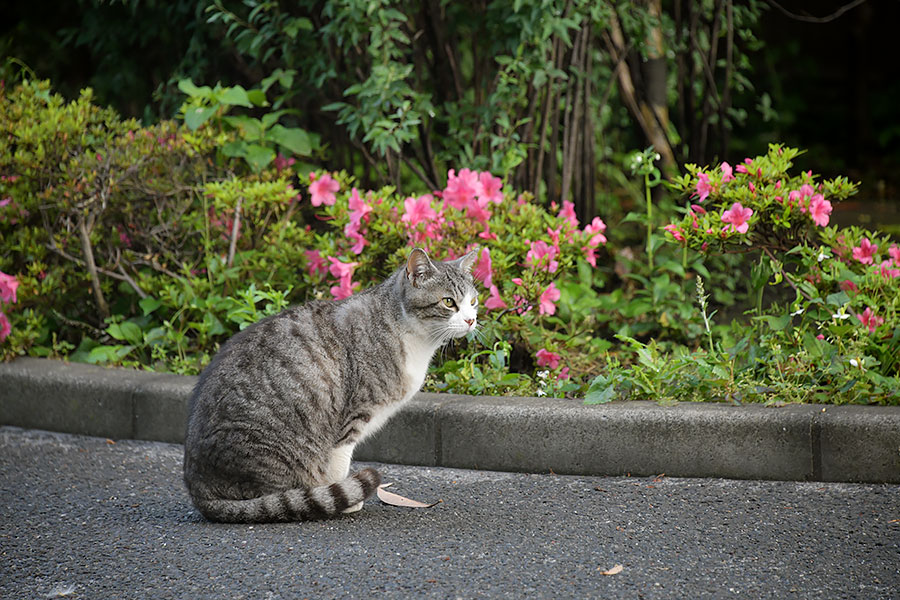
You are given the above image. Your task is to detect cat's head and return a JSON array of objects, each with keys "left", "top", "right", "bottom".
[{"left": 404, "top": 248, "right": 478, "bottom": 344}]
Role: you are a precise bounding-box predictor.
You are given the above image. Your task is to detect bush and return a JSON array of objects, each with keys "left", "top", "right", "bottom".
[
  {"left": 588, "top": 145, "right": 899, "bottom": 405},
  {"left": 0, "top": 79, "right": 609, "bottom": 396}
]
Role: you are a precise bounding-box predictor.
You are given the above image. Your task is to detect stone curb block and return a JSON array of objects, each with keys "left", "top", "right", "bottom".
[{"left": 1, "top": 358, "right": 898, "bottom": 483}]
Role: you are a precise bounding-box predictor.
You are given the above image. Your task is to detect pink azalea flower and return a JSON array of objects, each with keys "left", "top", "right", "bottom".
[
  {"left": 694, "top": 172, "right": 713, "bottom": 202},
  {"left": 444, "top": 168, "right": 479, "bottom": 210},
  {"left": 664, "top": 223, "right": 685, "bottom": 242},
  {"left": 328, "top": 257, "right": 357, "bottom": 281},
  {"left": 889, "top": 244, "right": 900, "bottom": 266},
  {"left": 582, "top": 247, "right": 598, "bottom": 267},
  {"left": 558, "top": 200, "right": 579, "bottom": 227},
  {"left": 583, "top": 217, "right": 607, "bottom": 247},
  {"left": 512, "top": 277, "right": 524, "bottom": 286},
  {"left": 309, "top": 172, "right": 340, "bottom": 207},
  {"left": 484, "top": 284, "right": 508, "bottom": 310},
  {"left": 526, "top": 240, "right": 560, "bottom": 273},
  {"left": 535, "top": 348, "right": 561, "bottom": 369},
  {"left": 878, "top": 260, "right": 900, "bottom": 279},
  {"left": 690, "top": 204, "right": 707, "bottom": 215},
  {"left": 538, "top": 282, "right": 561, "bottom": 316},
  {"left": 273, "top": 153, "right": 296, "bottom": 173},
  {"left": 720, "top": 162, "right": 734, "bottom": 182},
  {"left": 0, "top": 271, "right": 19, "bottom": 304},
  {"left": 0, "top": 311, "right": 10, "bottom": 342},
  {"left": 0, "top": 197, "right": 10, "bottom": 208},
  {"left": 808, "top": 194, "right": 832, "bottom": 227},
  {"left": 348, "top": 188, "right": 373, "bottom": 223},
  {"left": 852, "top": 238, "right": 878, "bottom": 265},
  {"left": 856, "top": 307, "right": 884, "bottom": 333},
  {"left": 327, "top": 258, "right": 360, "bottom": 300},
  {"left": 344, "top": 222, "right": 368, "bottom": 254},
  {"left": 304, "top": 250, "right": 328, "bottom": 277},
  {"left": 839, "top": 280, "right": 858, "bottom": 294},
  {"left": 735, "top": 159, "right": 750, "bottom": 174},
  {"left": 330, "top": 277, "right": 360, "bottom": 300},
  {"left": 557, "top": 366, "right": 570, "bottom": 380},
  {"left": 466, "top": 197, "right": 493, "bottom": 224},
  {"left": 477, "top": 172, "right": 504, "bottom": 205},
  {"left": 720, "top": 202, "right": 753, "bottom": 234},
  {"left": 472, "top": 248, "right": 493, "bottom": 288},
  {"left": 401, "top": 194, "right": 437, "bottom": 228},
  {"left": 478, "top": 226, "right": 498, "bottom": 241}
]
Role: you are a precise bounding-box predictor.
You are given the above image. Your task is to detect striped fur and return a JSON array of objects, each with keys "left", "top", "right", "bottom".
[
  {"left": 183, "top": 249, "right": 477, "bottom": 523},
  {"left": 192, "top": 468, "right": 381, "bottom": 523}
]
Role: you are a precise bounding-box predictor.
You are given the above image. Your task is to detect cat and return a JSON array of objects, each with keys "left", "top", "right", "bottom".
[{"left": 183, "top": 248, "right": 478, "bottom": 523}]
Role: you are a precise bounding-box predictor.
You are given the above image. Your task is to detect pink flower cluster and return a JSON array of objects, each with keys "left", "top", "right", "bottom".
[
  {"left": 443, "top": 168, "right": 504, "bottom": 222},
  {"left": 785, "top": 183, "right": 832, "bottom": 227},
  {"left": 328, "top": 257, "right": 360, "bottom": 300},
  {"left": 0, "top": 271, "right": 20, "bottom": 342},
  {"left": 344, "top": 188, "right": 373, "bottom": 254}
]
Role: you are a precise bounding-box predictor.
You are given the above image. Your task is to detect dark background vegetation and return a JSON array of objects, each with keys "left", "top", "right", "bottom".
[{"left": 2, "top": 0, "right": 899, "bottom": 209}]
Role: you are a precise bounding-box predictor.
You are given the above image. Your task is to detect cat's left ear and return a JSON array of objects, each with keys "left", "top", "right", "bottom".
[
  {"left": 452, "top": 248, "right": 478, "bottom": 273},
  {"left": 406, "top": 248, "right": 438, "bottom": 288}
]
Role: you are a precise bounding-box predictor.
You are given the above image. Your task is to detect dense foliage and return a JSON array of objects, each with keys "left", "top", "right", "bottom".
[{"left": 2, "top": 80, "right": 898, "bottom": 404}]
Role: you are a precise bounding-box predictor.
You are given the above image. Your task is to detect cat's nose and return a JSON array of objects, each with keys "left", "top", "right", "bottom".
[{"left": 464, "top": 318, "right": 475, "bottom": 327}]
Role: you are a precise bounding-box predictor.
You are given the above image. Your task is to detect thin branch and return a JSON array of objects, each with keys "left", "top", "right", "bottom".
[
  {"left": 77, "top": 214, "right": 110, "bottom": 320},
  {"left": 765, "top": 0, "right": 868, "bottom": 23},
  {"left": 226, "top": 197, "right": 243, "bottom": 269}
]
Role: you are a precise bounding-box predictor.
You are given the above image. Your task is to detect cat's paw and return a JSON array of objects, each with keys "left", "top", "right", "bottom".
[{"left": 341, "top": 501, "right": 364, "bottom": 514}]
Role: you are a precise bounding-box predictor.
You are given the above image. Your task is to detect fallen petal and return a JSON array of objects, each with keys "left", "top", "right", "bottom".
[
  {"left": 599, "top": 564, "right": 624, "bottom": 576},
  {"left": 377, "top": 484, "right": 441, "bottom": 508}
]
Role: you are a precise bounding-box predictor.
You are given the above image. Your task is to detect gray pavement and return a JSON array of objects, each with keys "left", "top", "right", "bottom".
[{"left": 1, "top": 427, "right": 898, "bottom": 599}]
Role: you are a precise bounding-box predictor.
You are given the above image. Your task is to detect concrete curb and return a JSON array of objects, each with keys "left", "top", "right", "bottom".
[{"left": 1, "top": 357, "right": 898, "bottom": 483}]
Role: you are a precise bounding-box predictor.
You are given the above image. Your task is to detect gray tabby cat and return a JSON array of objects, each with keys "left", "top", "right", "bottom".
[{"left": 183, "top": 248, "right": 478, "bottom": 523}]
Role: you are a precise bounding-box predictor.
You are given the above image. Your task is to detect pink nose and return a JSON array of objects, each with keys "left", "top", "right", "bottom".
[{"left": 465, "top": 318, "right": 475, "bottom": 327}]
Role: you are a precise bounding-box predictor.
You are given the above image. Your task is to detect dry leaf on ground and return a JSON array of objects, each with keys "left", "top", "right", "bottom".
[
  {"left": 376, "top": 483, "right": 440, "bottom": 508},
  {"left": 598, "top": 564, "right": 624, "bottom": 576}
]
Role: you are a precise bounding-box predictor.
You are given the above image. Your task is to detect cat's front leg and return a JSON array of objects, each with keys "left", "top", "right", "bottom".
[{"left": 323, "top": 444, "right": 365, "bottom": 513}]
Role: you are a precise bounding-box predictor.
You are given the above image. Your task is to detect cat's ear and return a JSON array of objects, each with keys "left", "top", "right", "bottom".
[
  {"left": 452, "top": 248, "right": 479, "bottom": 273},
  {"left": 406, "top": 248, "right": 438, "bottom": 288}
]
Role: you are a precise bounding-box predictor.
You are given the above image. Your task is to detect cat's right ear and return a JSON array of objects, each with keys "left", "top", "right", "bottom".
[{"left": 406, "top": 248, "right": 437, "bottom": 288}]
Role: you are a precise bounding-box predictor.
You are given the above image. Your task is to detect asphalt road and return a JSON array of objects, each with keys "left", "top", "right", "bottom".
[{"left": 1, "top": 427, "right": 898, "bottom": 600}]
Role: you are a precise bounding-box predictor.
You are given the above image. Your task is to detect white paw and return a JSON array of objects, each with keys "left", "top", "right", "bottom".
[{"left": 341, "top": 501, "right": 364, "bottom": 514}]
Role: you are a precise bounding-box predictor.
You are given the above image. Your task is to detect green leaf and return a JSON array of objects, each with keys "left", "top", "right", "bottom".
[
  {"left": 242, "top": 144, "right": 276, "bottom": 172},
  {"left": 184, "top": 106, "right": 216, "bottom": 131},
  {"left": 222, "top": 115, "right": 263, "bottom": 140},
  {"left": 585, "top": 375, "right": 616, "bottom": 404},
  {"left": 218, "top": 85, "right": 253, "bottom": 108},
  {"left": 266, "top": 125, "right": 313, "bottom": 156},
  {"left": 246, "top": 89, "right": 268, "bottom": 107},
  {"left": 139, "top": 297, "right": 162, "bottom": 316},
  {"left": 177, "top": 79, "right": 211, "bottom": 99}
]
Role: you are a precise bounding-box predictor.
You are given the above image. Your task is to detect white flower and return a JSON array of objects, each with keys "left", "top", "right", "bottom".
[
  {"left": 634, "top": 155, "right": 643, "bottom": 163},
  {"left": 817, "top": 251, "right": 830, "bottom": 262},
  {"left": 791, "top": 306, "right": 804, "bottom": 317},
  {"left": 832, "top": 311, "right": 850, "bottom": 320},
  {"left": 537, "top": 370, "right": 549, "bottom": 380},
  {"left": 849, "top": 358, "right": 859, "bottom": 368}
]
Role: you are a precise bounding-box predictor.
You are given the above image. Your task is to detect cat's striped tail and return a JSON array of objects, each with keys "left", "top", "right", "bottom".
[{"left": 192, "top": 468, "right": 381, "bottom": 523}]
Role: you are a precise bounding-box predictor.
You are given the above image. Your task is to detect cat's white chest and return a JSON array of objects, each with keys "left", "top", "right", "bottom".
[{"left": 401, "top": 335, "right": 436, "bottom": 402}]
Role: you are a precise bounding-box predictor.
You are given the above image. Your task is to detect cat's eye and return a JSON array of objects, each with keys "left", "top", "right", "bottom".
[
  {"left": 470, "top": 297, "right": 478, "bottom": 306},
  {"left": 442, "top": 297, "right": 456, "bottom": 309}
]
